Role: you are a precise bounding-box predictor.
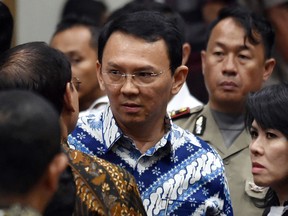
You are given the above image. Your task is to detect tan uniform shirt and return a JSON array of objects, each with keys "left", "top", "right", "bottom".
[{"left": 173, "top": 105, "right": 268, "bottom": 216}]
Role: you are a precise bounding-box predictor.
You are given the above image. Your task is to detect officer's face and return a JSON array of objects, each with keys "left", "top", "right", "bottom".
[
  {"left": 97, "top": 31, "right": 187, "bottom": 130},
  {"left": 201, "top": 18, "right": 275, "bottom": 111},
  {"left": 249, "top": 120, "right": 288, "bottom": 193}
]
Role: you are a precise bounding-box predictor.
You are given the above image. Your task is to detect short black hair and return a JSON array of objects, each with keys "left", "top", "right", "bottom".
[
  {"left": 205, "top": 6, "right": 275, "bottom": 59},
  {"left": 61, "top": 0, "right": 107, "bottom": 27},
  {"left": 98, "top": 10, "right": 183, "bottom": 73},
  {"left": 245, "top": 83, "right": 288, "bottom": 138},
  {"left": 52, "top": 14, "right": 101, "bottom": 51},
  {"left": 0, "top": 90, "right": 61, "bottom": 195},
  {"left": 108, "top": 1, "right": 187, "bottom": 41},
  {"left": 0, "top": 42, "right": 71, "bottom": 114}
]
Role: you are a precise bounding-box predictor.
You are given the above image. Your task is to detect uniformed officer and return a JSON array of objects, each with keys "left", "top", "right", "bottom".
[{"left": 173, "top": 7, "right": 276, "bottom": 216}]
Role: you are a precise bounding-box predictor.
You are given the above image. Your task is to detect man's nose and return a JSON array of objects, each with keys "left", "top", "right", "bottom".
[
  {"left": 120, "top": 75, "right": 139, "bottom": 94},
  {"left": 222, "top": 55, "right": 237, "bottom": 76}
]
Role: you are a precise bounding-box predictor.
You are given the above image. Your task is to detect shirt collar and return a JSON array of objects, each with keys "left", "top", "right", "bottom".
[
  {"left": 87, "top": 95, "right": 109, "bottom": 111},
  {"left": 102, "top": 105, "right": 122, "bottom": 151},
  {"left": 102, "top": 106, "right": 176, "bottom": 159}
]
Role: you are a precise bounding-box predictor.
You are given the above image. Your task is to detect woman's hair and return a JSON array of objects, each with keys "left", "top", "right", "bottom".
[{"left": 245, "top": 83, "right": 288, "bottom": 139}]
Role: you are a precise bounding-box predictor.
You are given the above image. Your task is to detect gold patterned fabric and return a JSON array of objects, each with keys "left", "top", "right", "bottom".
[{"left": 63, "top": 144, "right": 146, "bottom": 216}]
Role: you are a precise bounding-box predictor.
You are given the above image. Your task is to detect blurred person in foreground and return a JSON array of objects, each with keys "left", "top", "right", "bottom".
[
  {"left": 0, "top": 41, "right": 146, "bottom": 216},
  {"left": 173, "top": 6, "right": 276, "bottom": 215},
  {"left": 0, "top": 90, "right": 67, "bottom": 216},
  {"left": 246, "top": 83, "right": 288, "bottom": 216},
  {"left": 68, "top": 10, "right": 232, "bottom": 215}
]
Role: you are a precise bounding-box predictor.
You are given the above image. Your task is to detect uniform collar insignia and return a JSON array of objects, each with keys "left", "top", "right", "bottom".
[
  {"left": 248, "top": 181, "right": 267, "bottom": 193},
  {"left": 193, "top": 115, "right": 206, "bottom": 135}
]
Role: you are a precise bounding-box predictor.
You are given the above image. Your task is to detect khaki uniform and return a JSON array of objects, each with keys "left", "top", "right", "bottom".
[{"left": 173, "top": 104, "right": 268, "bottom": 216}]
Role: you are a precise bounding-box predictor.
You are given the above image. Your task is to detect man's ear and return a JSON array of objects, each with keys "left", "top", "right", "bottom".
[
  {"left": 263, "top": 58, "right": 276, "bottom": 81},
  {"left": 171, "top": 65, "right": 188, "bottom": 96},
  {"left": 201, "top": 50, "right": 207, "bottom": 76},
  {"left": 96, "top": 61, "right": 105, "bottom": 91},
  {"left": 43, "top": 153, "right": 68, "bottom": 193},
  {"left": 63, "top": 83, "right": 76, "bottom": 112},
  {"left": 182, "top": 42, "right": 191, "bottom": 65}
]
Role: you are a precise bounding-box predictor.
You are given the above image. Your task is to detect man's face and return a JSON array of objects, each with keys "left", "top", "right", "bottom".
[
  {"left": 97, "top": 31, "right": 184, "bottom": 129},
  {"left": 201, "top": 18, "right": 274, "bottom": 111},
  {"left": 51, "top": 26, "right": 99, "bottom": 107}
]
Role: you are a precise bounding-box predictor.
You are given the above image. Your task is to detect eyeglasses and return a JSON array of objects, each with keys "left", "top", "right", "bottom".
[
  {"left": 71, "top": 77, "right": 81, "bottom": 91},
  {"left": 101, "top": 70, "right": 164, "bottom": 86}
]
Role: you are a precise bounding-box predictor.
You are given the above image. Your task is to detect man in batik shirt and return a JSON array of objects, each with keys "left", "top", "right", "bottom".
[{"left": 68, "top": 11, "right": 233, "bottom": 215}]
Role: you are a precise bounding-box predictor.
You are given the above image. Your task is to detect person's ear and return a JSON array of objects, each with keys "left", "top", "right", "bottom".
[
  {"left": 263, "top": 58, "right": 276, "bottom": 81},
  {"left": 44, "top": 153, "right": 68, "bottom": 193},
  {"left": 63, "top": 83, "right": 77, "bottom": 112},
  {"left": 182, "top": 42, "right": 191, "bottom": 65},
  {"left": 96, "top": 61, "right": 105, "bottom": 91},
  {"left": 171, "top": 65, "right": 188, "bottom": 96},
  {"left": 201, "top": 50, "right": 207, "bottom": 76}
]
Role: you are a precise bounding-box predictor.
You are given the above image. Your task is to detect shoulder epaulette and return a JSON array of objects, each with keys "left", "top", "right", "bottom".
[
  {"left": 170, "top": 107, "right": 191, "bottom": 120},
  {"left": 169, "top": 107, "right": 200, "bottom": 120},
  {"left": 169, "top": 105, "right": 204, "bottom": 120},
  {"left": 170, "top": 105, "right": 204, "bottom": 120}
]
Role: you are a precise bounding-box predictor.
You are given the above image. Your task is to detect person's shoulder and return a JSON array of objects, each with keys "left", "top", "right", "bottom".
[
  {"left": 67, "top": 148, "right": 134, "bottom": 182},
  {"left": 170, "top": 105, "right": 204, "bottom": 121},
  {"left": 171, "top": 105, "right": 206, "bottom": 132},
  {"left": 67, "top": 149, "right": 147, "bottom": 215},
  {"left": 67, "top": 148, "right": 114, "bottom": 170},
  {"left": 170, "top": 105, "right": 205, "bottom": 125}
]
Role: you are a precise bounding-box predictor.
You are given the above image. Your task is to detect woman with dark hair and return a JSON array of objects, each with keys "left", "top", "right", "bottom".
[{"left": 246, "top": 83, "right": 288, "bottom": 216}]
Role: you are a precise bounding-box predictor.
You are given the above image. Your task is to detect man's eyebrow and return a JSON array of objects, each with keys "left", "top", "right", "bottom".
[
  {"left": 107, "top": 62, "right": 119, "bottom": 67},
  {"left": 106, "top": 62, "right": 156, "bottom": 71},
  {"left": 213, "top": 41, "right": 251, "bottom": 51}
]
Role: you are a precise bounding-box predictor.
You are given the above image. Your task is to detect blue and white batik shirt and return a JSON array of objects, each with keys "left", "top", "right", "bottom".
[{"left": 68, "top": 105, "right": 233, "bottom": 216}]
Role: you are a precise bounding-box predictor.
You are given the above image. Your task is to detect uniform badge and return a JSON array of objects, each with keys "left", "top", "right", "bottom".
[{"left": 193, "top": 115, "right": 206, "bottom": 135}]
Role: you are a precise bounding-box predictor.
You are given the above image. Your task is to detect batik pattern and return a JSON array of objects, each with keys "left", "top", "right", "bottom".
[
  {"left": 63, "top": 144, "right": 147, "bottom": 216},
  {"left": 68, "top": 106, "right": 233, "bottom": 215}
]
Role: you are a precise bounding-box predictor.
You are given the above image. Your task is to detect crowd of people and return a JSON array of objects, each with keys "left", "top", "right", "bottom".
[{"left": 0, "top": 0, "right": 288, "bottom": 215}]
